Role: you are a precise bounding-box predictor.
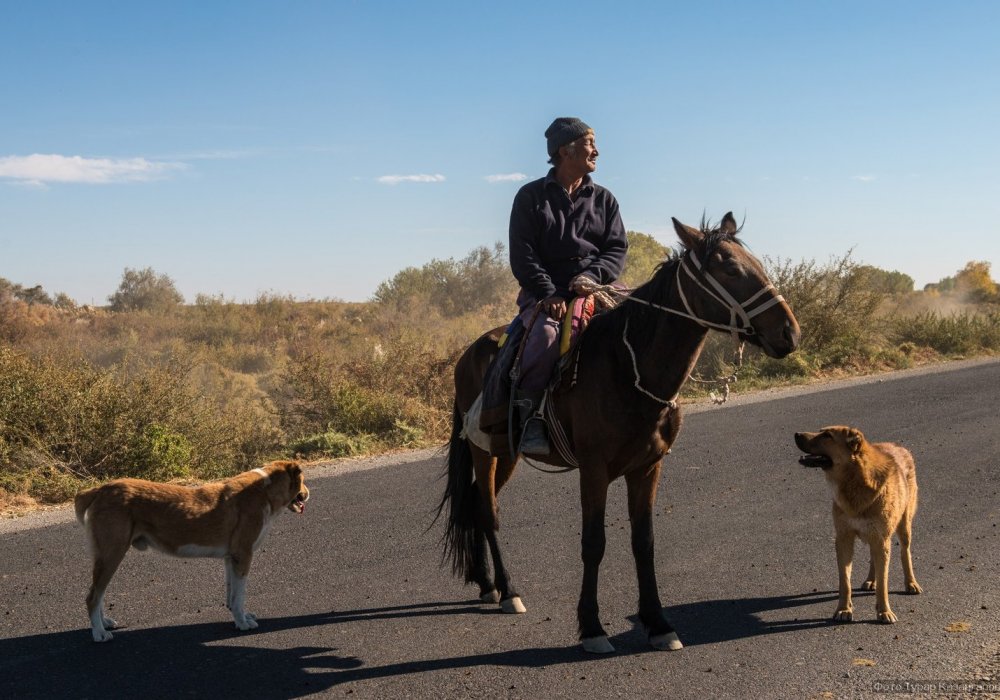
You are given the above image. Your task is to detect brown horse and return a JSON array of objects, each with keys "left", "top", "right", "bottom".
[{"left": 438, "top": 213, "right": 800, "bottom": 653}]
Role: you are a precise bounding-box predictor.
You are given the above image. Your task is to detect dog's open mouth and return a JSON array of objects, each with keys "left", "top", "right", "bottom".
[
  {"left": 799, "top": 453, "right": 833, "bottom": 469},
  {"left": 290, "top": 493, "right": 308, "bottom": 514}
]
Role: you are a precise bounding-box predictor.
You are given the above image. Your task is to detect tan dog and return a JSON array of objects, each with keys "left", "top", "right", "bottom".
[
  {"left": 74, "top": 461, "right": 309, "bottom": 642},
  {"left": 795, "top": 426, "right": 921, "bottom": 624}
]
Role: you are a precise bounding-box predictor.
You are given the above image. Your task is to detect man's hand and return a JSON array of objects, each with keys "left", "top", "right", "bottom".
[
  {"left": 540, "top": 295, "right": 567, "bottom": 320},
  {"left": 570, "top": 274, "right": 599, "bottom": 295}
]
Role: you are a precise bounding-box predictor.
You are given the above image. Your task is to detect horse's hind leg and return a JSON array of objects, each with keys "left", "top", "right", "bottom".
[
  {"left": 468, "top": 525, "right": 497, "bottom": 603},
  {"left": 474, "top": 450, "right": 525, "bottom": 613},
  {"left": 626, "top": 463, "right": 682, "bottom": 651}
]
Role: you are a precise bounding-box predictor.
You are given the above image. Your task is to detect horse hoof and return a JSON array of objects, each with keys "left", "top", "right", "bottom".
[
  {"left": 650, "top": 631, "right": 683, "bottom": 651},
  {"left": 480, "top": 590, "right": 500, "bottom": 604},
  {"left": 582, "top": 635, "right": 615, "bottom": 654},
  {"left": 500, "top": 596, "right": 526, "bottom": 614}
]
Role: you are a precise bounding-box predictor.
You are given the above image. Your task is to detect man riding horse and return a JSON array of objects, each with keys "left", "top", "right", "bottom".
[
  {"left": 509, "top": 117, "right": 628, "bottom": 455},
  {"left": 442, "top": 119, "right": 801, "bottom": 653}
]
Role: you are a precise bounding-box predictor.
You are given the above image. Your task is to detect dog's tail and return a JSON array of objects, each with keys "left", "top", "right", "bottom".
[{"left": 74, "top": 486, "right": 100, "bottom": 525}]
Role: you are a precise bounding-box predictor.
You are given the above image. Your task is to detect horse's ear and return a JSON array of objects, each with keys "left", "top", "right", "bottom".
[
  {"left": 671, "top": 217, "right": 703, "bottom": 249},
  {"left": 720, "top": 211, "right": 738, "bottom": 235}
]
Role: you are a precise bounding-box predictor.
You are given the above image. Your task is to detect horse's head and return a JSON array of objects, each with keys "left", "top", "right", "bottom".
[{"left": 671, "top": 212, "right": 800, "bottom": 358}]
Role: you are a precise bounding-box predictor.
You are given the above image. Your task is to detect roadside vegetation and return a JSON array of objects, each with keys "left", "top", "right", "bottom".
[{"left": 1, "top": 238, "right": 998, "bottom": 511}]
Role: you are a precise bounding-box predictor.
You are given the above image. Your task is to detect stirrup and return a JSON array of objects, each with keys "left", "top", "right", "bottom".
[{"left": 519, "top": 417, "right": 550, "bottom": 455}]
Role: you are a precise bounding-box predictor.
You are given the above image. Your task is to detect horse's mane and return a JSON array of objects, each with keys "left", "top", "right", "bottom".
[{"left": 587, "top": 219, "right": 742, "bottom": 349}]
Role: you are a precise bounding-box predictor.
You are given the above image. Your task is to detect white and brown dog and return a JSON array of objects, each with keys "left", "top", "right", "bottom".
[{"left": 74, "top": 460, "right": 309, "bottom": 642}]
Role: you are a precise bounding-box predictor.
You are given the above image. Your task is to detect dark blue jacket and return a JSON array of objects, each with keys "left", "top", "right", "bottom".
[{"left": 509, "top": 169, "right": 628, "bottom": 308}]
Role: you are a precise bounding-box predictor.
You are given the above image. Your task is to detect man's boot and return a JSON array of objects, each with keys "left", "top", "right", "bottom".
[{"left": 515, "top": 390, "right": 550, "bottom": 456}]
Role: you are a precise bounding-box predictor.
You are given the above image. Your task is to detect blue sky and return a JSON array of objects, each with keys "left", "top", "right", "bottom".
[{"left": 2, "top": 1, "right": 998, "bottom": 304}]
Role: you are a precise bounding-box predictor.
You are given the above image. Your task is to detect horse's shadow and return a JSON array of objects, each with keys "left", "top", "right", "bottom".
[
  {"left": 660, "top": 589, "right": 854, "bottom": 647},
  {"left": 0, "top": 591, "right": 851, "bottom": 698}
]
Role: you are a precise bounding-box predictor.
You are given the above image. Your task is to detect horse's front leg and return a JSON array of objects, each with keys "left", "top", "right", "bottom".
[
  {"left": 578, "top": 470, "right": 612, "bottom": 653},
  {"left": 626, "top": 463, "right": 683, "bottom": 651}
]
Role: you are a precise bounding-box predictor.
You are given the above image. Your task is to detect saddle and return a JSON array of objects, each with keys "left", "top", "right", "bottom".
[{"left": 471, "top": 295, "right": 599, "bottom": 456}]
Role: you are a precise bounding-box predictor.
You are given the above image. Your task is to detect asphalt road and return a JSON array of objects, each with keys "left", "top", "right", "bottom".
[{"left": 1, "top": 358, "right": 998, "bottom": 699}]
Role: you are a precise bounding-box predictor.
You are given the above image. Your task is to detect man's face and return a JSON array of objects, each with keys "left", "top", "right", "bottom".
[{"left": 563, "top": 133, "right": 598, "bottom": 173}]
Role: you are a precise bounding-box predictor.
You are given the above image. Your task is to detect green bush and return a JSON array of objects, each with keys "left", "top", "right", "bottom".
[
  {"left": 891, "top": 311, "right": 1000, "bottom": 355},
  {"left": 753, "top": 352, "right": 814, "bottom": 379},
  {"left": 280, "top": 356, "right": 440, "bottom": 450},
  {"left": 373, "top": 244, "right": 517, "bottom": 318},
  {"left": 125, "top": 424, "right": 194, "bottom": 481},
  {"left": 287, "top": 421, "right": 421, "bottom": 460},
  {"left": 290, "top": 430, "right": 377, "bottom": 459},
  {"left": 107, "top": 267, "right": 184, "bottom": 312}
]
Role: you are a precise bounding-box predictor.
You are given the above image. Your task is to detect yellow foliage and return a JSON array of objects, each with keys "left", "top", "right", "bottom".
[{"left": 955, "top": 261, "right": 998, "bottom": 298}]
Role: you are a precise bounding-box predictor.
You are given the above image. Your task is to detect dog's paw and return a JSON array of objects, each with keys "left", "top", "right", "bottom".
[
  {"left": 102, "top": 616, "right": 118, "bottom": 630},
  {"left": 92, "top": 628, "right": 114, "bottom": 643},
  {"left": 234, "top": 614, "right": 259, "bottom": 631},
  {"left": 877, "top": 610, "right": 898, "bottom": 624},
  {"left": 833, "top": 609, "right": 854, "bottom": 622},
  {"left": 905, "top": 580, "right": 923, "bottom": 594},
  {"left": 861, "top": 580, "right": 876, "bottom": 591}
]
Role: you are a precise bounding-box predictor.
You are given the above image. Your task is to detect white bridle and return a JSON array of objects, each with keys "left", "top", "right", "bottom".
[
  {"left": 618, "top": 247, "right": 786, "bottom": 405},
  {"left": 625, "top": 249, "right": 786, "bottom": 342}
]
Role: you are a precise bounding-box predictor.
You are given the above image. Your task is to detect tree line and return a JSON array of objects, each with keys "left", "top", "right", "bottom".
[{"left": 10, "top": 231, "right": 993, "bottom": 316}]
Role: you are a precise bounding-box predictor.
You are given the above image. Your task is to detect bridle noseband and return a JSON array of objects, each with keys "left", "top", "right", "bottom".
[
  {"left": 677, "top": 248, "right": 786, "bottom": 342},
  {"left": 626, "top": 247, "right": 785, "bottom": 343}
]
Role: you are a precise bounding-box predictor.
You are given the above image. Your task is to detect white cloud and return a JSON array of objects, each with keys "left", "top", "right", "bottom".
[
  {"left": 0, "top": 154, "right": 184, "bottom": 186},
  {"left": 161, "top": 149, "right": 253, "bottom": 160},
  {"left": 376, "top": 173, "right": 446, "bottom": 185},
  {"left": 852, "top": 174, "right": 876, "bottom": 182},
  {"left": 485, "top": 172, "right": 528, "bottom": 183}
]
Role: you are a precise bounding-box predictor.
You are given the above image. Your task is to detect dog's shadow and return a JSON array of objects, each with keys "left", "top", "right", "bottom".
[
  {"left": 0, "top": 600, "right": 582, "bottom": 699},
  {"left": 0, "top": 613, "right": 359, "bottom": 700}
]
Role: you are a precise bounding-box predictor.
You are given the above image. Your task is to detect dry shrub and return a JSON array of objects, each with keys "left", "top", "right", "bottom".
[
  {"left": 278, "top": 331, "right": 459, "bottom": 458},
  {"left": 0, "top": 347, "right": 281, "bottom": 502},
  {"left": 4, "top": 243, "right": 999, "bottom": 505},
  {"left": 765, "top": 251, "right": 888, "bottom": 354}
]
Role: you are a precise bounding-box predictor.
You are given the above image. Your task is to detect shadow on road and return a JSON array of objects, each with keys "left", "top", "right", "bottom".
[
  {"left": 0, "top": 612, "right": 356, "bottom": 699},
  {"left": 665, "top": 590, "right": 845, "bottom": 646},
  {"left": 0, "top": 599, "right": 579, "bottom": 698},
  {"left": 2, "top": 592, "right": 852, "bottom": 697}
]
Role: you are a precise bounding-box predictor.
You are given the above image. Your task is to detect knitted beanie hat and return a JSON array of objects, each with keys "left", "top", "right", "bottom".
[{"left": 545, "top": 117, "right": 593, "bottom": 157}]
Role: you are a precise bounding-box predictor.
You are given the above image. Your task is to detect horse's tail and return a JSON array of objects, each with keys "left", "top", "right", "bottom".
[{"left": 435, "top": 400, "right": 478, "bottom": 581}]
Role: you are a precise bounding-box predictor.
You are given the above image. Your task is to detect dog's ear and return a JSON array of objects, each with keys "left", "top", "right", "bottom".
[{"left": 847, "top": 428, "right": 865, "bottom": 454}]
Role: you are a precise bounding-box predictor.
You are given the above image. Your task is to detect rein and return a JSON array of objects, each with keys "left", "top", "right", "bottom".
[
  {"left": 510, "top": 246, "right": 783, "bottom": 467},
  {"left": 622, "top": 317, "right": 679, "bottom": 408}
]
